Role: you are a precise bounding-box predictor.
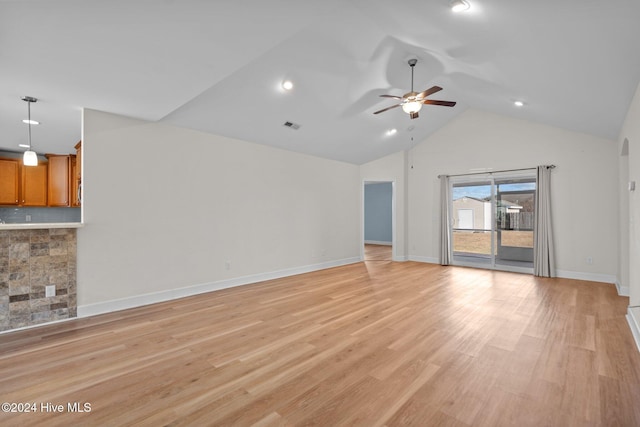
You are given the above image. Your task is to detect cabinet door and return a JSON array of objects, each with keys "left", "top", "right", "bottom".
[
  {"left": 75, "top": 140, "right": 82, "bottom": 180},
  {"left": 21, "top": 163, "right": 48, "bottom": 206},
  {"left": 47, "top": 155, "right": 71, "bottom": 207},
  {"left": 71, "top": 155, "right": 80, "bottom": 207},
  {"left": 71, "top": 178, "right": 81, "bottom": 207},
  {"left": 0, "top": 158, "right": 20, "bottom": 205}
]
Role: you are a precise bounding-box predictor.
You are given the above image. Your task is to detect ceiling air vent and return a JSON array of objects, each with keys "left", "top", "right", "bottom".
[{"left": 283, "top": 121, "right": 300, "bottom": 130}]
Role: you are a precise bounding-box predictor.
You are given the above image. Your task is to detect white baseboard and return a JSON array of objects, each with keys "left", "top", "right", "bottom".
[
  {"left": 364, "top": 240, "right": 392, "bottom": 246},
  {"left": 78, "top": 257, "right": 361, "bottom": 318},
  {"left": 627, "top": 307, "right": 640, "bottom": 352},
  {"left": 408, "top": 255, "right": 440, "bottom": 264},
  {"left": 555, "top": 269, "right": 617, "bottom": 285},
  {"left": 406, "top": 260, "right": 619, "bottom": 285},
  {"left": 616, "top": 282, "right": 630, "bottom": 297},
  {"left": 0, "top": 316, "right": 78, "bottom": 336},
  {"left": 392, "top": 255, "right": 409, "bottom": 262}
]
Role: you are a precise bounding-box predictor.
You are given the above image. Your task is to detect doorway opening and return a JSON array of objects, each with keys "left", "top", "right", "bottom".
[{"left": 363, "top": 181, "right": 394, "bottom": 261}]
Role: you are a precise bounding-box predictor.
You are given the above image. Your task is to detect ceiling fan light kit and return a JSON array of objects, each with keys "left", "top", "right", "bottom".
[
  {"left": 22, "top": 96, "right": 39, "bottom": 166},
  {"left": 373, "top": 59, "right": 456, "bottom": 120},
  {"left": 402, "top": 100, "right": 423, "bottom": 114}
]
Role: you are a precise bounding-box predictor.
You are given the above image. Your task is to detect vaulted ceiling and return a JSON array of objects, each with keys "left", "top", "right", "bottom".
[{"left": 1, "top": 0, "right": 639, "bottom": 164}]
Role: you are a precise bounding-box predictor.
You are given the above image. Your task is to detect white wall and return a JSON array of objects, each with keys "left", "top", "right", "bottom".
[
  {"left": 360, "top": 151, "right": 408, "bottom": 260},
  {"left": 408, "top": 109, "right": 619, "bottom": 282},
  {"left": 619, "top": 82, "right": 640, "bottom": 306},
  {"left": 619, "top": 138, "right": 630, "bottom": 296},
  {"left": 78, "top": 110, "right": 360, "bottom": 312}
]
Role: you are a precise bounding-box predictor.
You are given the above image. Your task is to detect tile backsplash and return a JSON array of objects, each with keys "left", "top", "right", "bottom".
[{"left": 0, "top": 207, "right": 80, "bottom": 224}]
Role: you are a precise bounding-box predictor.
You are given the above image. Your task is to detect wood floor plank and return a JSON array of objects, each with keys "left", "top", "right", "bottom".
[
  {"left": 1, "top": 261, "right": 639, "bottom": 426},
  {"left": 364, "top": 244, "right": 392, "bottom": 261}
]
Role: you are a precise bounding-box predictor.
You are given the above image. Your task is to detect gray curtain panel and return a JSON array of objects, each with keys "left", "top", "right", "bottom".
[
  {"left": 440, "top": 175, "right": 452, "bottom": 265},
  {"left": 534, "top": 165, "right": 555, "bottom": 277}
]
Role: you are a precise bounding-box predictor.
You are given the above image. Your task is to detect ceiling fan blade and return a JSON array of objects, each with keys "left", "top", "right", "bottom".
[
  {"left": 417, "top": 86, "right": 443, "bottom": 99},
  {"left": 373, "top": 104, "right": 402, "bottom": 114},
  {"left": 423, "top": 99, "right": 457, "bottom": 107},
  {"left": 379, "top": 94, "right": 403, "bottom": 100},
  {"left": 410, "top": 111, "right": 419, "bottom": 119}
]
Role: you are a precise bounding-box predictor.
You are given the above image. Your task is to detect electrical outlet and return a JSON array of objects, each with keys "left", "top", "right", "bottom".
[
  {"left": 45, "top": 285, "right": 56, "bottom": 297},
  {"left": 225, "top": 261, "right": 231, "bottom": 270},
  {"left": 26, "top": 214, "right": 32, "bottom": 222},
  {"left": 586, "top": 257, "right": 593, "bottom": 265}
]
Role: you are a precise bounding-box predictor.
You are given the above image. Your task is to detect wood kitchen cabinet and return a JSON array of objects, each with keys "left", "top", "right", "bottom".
[
  {"left": 72, "top": 141, "right": 81, "bottom": 207},
  {"left": 70, "top": 156, "right": 80, "bottom": 207},
  {"left": 0, "top": 157, "right": 48, "bottom": 207},
  {"left": 2, "top": 149, "right": 80, "bottom": 209},
  {"left": 46, "top": 154, "right": 72, "bottom": 207},
  {"left": 75, "top": 141, "right": 81, "bottom": 180},
  {"left": 0, "top": 158, "right": 20, "bottom": 205},
  {"left": 21, "top": 163, "right": 48, "bottom": 206}
]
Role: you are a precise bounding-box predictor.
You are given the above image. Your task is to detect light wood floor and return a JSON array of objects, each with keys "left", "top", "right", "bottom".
[
  {"left": 1, "top": 262, "right": 639, "bottom": 426},
  {"left": 364, "top": 244, "right": 392, "bottom": 261}
]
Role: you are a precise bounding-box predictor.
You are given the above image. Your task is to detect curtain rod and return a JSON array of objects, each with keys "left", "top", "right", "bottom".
[{"left": 437, "top": 165, "right": 555, "bottom": 179}]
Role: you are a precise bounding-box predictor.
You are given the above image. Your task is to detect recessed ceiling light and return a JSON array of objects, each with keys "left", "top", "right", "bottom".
[
  {"left": 514, "top": 101, "right": 524, "bottom": 107},
  {"left": 386, "top": 128, "right": 397, "bottom": 136},
  {"left": 22, "top": 119, "right": 39, "bottom": 125},
  {"left": 451, "top": 0, "right": 470, "bottom": 12},
  {"left": 282, "top": 80, "right": 293, "bottom": 90}
]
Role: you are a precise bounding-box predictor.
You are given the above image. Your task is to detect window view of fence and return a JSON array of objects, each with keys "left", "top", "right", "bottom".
[
  {"left": 496, "top": 187, "right": 534, "bottom": 251},
  {"left": 497, "top": 211, "right": 533, "bottom": 230}
]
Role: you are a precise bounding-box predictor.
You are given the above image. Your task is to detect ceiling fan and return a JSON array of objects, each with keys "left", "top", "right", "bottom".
[{"left": 373, "top": 59, "right": 456, "bottom": 119}]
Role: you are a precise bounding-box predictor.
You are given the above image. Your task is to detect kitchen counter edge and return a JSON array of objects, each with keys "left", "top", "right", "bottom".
[{"left": 0, "top": 223, "right": 83, "bottom": 230}]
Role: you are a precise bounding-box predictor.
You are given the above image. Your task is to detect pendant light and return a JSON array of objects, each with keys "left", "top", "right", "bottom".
[{"left": 22, "top": 96, "right": 38, "bottom": 166}]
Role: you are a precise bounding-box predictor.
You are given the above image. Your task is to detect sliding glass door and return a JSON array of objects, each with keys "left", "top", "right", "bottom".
[
  {"left": 452, "top": 180, "right": 494, "bottom": 266},
  {"left": 450, "top": 173, "right": 536, "bottom": 272},
  {"left": 495, "top": 178, "right": 535, "bottom": 268}
]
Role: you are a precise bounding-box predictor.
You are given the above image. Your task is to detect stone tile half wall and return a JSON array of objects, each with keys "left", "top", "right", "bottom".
[{"left": 0, "top": 228, "right": 77, "bottom": 331}]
